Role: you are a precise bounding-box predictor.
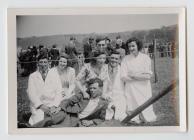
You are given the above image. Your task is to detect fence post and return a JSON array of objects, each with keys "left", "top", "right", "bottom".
[{"left": 153, "top": 39, "right": 158, "bottom": 83}]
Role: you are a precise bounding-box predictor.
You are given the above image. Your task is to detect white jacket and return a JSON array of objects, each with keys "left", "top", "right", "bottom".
[
  {"left": 27, "top": 67, "right": 76, "bottom": 125},
  {"left": 105, "top": 66, "right": 127, "bottom": 121},
  {"left": 27, "top": 71, "right": 47, "bottom": 125}
]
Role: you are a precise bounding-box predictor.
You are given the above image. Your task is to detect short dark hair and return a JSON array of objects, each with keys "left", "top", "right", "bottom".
[
  {"left": 96, "top": 36, "right": 106, "bottom": 45},
  {"left": 90, "top": 51, "right": 106, "bottom": 65},
  {"left": 87, "top": 78, "right": 103, "bottom": 88},
  {"left": 39, "top": 45, "right": 44, "bottom": 49},
  {"left": 126, "top": 37, "right": 143, "bottom": 51},
  {"left": 109, "top": 49, "right": 120, "bottom": 56},
  {"left": 59, "top": 53, "right": 70, "bottom": 60},
  {"left": 37, "top": 54, "right": 48, "bottom": 62}
]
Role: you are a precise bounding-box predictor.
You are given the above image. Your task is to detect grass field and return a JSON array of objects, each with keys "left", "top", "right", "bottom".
[{"left": 17, "top": 56, "right": 179, "bottom": 127}]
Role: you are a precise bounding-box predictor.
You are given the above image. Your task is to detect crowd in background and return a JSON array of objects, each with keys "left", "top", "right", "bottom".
[{"left": 17, "top": 35, "right": 176, "bottom": 77}]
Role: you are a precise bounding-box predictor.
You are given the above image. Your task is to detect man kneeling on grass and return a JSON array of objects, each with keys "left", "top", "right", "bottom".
[{"left": 32, "top": 78, "right": 109, "bottom": 127}]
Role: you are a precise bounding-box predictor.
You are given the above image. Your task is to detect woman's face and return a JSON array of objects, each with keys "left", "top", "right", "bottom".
[
  {"left": 128, "top": 41, "right": 138, "bottom": 55},
  {"left": 58, "top": 57, "right": 68, "bottom": 70},
  {"left": 96, "top": 54, "right": 106, "bottom": 65}
]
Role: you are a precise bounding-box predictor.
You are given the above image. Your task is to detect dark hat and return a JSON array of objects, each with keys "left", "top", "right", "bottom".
[{"left": 96, "top": 36, "right": 106, "bottom": 44}]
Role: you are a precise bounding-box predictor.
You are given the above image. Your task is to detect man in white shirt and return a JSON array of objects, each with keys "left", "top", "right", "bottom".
[
  {"left": 27, "top": 55, "right": 51, "bottom": 125},
  {"left": 103, "top": 51, "right": 127, "bottom": 121}
]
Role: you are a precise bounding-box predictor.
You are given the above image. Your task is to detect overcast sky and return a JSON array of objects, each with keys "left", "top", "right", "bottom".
[{"left": 17, "top": 14, "right": 178, "bottom": 38}]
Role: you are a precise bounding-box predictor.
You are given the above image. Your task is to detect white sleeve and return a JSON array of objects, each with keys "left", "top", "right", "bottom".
[
  {"left": 120, "top": 58, "right": 128, "bottom": 80},
  {"left": 44, "top": 69, "right": 56, "bottom": 99},
  {"left": 27, "top": 75, "right": 42, "bottom": 109},
  {"left": 67, "top": 68, "right": 76, "bottom": 96}
]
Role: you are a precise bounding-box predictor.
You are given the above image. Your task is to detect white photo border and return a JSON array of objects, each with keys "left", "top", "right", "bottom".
[{"left": 8, "top": 7, "right": 187, "bottom": 134}]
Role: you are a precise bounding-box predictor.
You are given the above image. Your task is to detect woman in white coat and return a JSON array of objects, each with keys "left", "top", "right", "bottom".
[{"left": 121, "top": 37, "right": 157, "bottom": 123}]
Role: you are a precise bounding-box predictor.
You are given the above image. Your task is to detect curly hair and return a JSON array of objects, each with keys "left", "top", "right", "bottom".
[{"left": 126, "top": 37, "right": 143, "bottom": 51}]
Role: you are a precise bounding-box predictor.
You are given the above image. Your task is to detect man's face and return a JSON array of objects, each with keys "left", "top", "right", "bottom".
[
  {"left": 89, "top": 39, "right": 93, "bottom": 44},
  {"left": 89, "top": 83, "right": 102, "bottom": 98},
  {"left": 109, "top": 54, "right": 120, "bottom": 68},
  {"left": 97, "top": 40, "right": 107, "bottom": 51},
  {"left": 38, "top": 58, "right": 48, "bottom": 71},
  {"left": 116, "top": 38, "right": 123, "bottom": 47}
]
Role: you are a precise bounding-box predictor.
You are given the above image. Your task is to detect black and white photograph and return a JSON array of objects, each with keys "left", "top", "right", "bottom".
[{"left": 8, "top": 8, "right": 186, "bottom": 133}]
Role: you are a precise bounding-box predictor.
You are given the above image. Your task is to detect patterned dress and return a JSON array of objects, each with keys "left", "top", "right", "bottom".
[{"left": 76, "top": 63, "right": 108, "bottom": 92}]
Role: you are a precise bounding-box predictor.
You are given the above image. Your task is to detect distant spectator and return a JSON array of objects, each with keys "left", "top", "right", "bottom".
[
  {"left": 74, "top": 51, "right": 86, "bottom": 75},
  {"left": 104, "top": 37, "right": 113, "bottom": 56},
  {"left": 116, "top": 36, "right": 126, "bottom": 60},
  {"left": 49, "top": 44, "right": 60, "bottom": 67},
  {"left": 30, "top": 46, "right": 38, "bottom": 73},
  {"left": 116, "top": 35, "right": 127, "bottom": 54},
  {"left": 65, "top": 37, "right": 78, "bottom": 67},
  {"left": 39, "top": 45, "right": 49, "bottom": 58},
  {"left": 21, "top": 47, "right": 34, "bottom": 77},
  {"left": 83, "top": 37, "right": 94, "bottom": 63},
  {"left": 148, "top": 44, "right": 154, "bottom": 59},
  {"left": 159, "top": 46, "right": 165, "bottom": 57},
  {"left": 171, "top": 41, "right": 176, "bottom": 58}
]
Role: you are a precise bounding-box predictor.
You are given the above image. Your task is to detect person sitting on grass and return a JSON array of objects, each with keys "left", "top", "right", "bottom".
[
  {"left": 31, "top": 78, "right": 109, "bottom": 127},
  {"left": 102, "top": 50, "right": 127, "bottom": 121},
  {"left": 27, "top": 54, "right": 50, "bottom": 126}
]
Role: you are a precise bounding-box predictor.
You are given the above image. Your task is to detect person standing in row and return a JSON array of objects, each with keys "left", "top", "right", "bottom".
[
  {"left": 49, "top": 44, "right": 59, "bottom": 67},
  {"left": 121, "top": 37, "right": 157, "bottom": 123}
]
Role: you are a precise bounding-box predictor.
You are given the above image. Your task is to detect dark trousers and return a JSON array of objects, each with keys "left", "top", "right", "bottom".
[{"left": 32, "top": 111, "right": 66, "bottom": 128}]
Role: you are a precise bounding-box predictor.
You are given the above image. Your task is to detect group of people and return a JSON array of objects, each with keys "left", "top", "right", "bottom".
[
  {"left": 18, "top": 44, "right": 60, "bottom": 76},
  {"left": 24, "top": 37, "right": 157, "bottom": 128}
]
